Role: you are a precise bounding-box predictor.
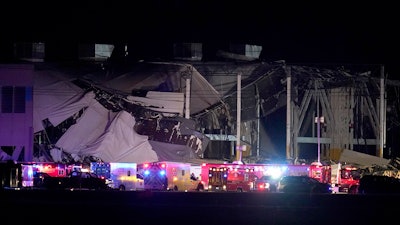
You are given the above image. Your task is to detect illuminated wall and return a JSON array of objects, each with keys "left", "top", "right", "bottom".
[{"left": 0, "top": 64, "right": 34, "bottom": 162}]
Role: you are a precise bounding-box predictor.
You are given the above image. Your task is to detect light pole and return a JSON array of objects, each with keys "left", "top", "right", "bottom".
[
  {"left": 314, "top": 82, "right": 323, "bottom": 165},
  {"left": 315, "top": 116, "right": 324, "bottom": 164}
]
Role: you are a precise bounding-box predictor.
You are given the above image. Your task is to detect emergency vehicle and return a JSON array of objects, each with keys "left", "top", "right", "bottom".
[
  {"left": 137, "top": 161, "right": 202, "bottom": 191},
  {"left": 200, "top": 163, "right": 258, "bottom": 192},
  {"left": 21, "top": 163, "right": 34, "bottom": 187},
  {"left": 332, "top": 163, "right": 360, "bottom": 193},
  {"left": 308, "top": 162, "right": 360, "bottom": 193},
  {"left": 247, "top": 163, "right": 310, "bottom": 192},
  {"left": 90, "top": 162, "right": 144, "bottom": 191},
  {"left": 33, "top": 162, "right": 67, "bottom": 177},
  {"left": 248, "top": 163, "right": 310, "bottom": 179},
  {"left": 90, "top": 162, "right": 110, "bottom": 179},
  {"left": 308, "top": 162, "right": 330, "bottom": 183},
  {"left": 0, "top": 160, "right": 34, "bottom": 189},
  {"left": 1, "top": 161, "right": 79, "bottom": 189}
]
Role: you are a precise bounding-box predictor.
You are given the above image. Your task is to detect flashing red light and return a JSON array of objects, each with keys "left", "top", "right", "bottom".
[
  {"left": 143, "top": 163, "right": 149, "bottom": 168},
  {"left": 161, "top": 164, "right": 166, "bottom": 168},
  {"left": 344, "top": 167, "right": 357, "bottom": 170}
]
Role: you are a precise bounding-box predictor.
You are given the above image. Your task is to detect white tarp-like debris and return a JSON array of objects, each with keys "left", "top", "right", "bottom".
[
  {"left": 86, "top": 110, "right": 159, "bottom": 164},
  {"left": 33, "top": 69, "right": 159, "bottom": 163},
  {"left": 55, "top": 99, "right": 158, "bottom": 164},
  {"left": 55, "top": 98, "right": 116, "bottom": 155},
  {"left": 32, "top": 62, "right": 220, "bottom": 163},
  {"left": 33, "top": 70, "right": 90, "bottom": 133},
  {"left": 339, "top": 149, "right": 390, "bottom": 167}
]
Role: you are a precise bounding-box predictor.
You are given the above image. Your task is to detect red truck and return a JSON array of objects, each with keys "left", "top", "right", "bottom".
[
  {"left": 308, "top": 162, "right": 360, "bottom": 194},
  {"left": 33, "top": 162, "right": 67, "bottom": 177},
  {"left": 200, "top": 162, "right": 257, "bottom": 192}
]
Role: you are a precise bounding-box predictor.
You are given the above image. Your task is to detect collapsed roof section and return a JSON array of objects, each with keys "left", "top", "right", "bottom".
[
  {"left": 33, "top": 68, "right": 89, "bottom": 133},
  {"left": 30, "top": 60, "right": 400, "bottom": 164},
  {"left": 193, "top": 61, "right": 389, "bottom": 119},
  {"left": 81, "top": 61, "right": 223, "bottom": 116},
  {"left": 32, "top": 62, "right": 220, "bottom": 164}
]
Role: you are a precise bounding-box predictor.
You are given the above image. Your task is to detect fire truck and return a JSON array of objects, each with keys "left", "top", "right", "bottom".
[
  {"left": 33, "top": 162, "right": 67, "bottom": 177},
  {"left": 308, "top": 162, "right": 360, "bottom": 194},
  {"left": 200, "top": 163, "right": 258, "bottom": 192},
  {"left": 308, "top": 162, "right": 330, "bottom": 183},
  {"left": 137, "top": 161, "right": 203, "bottom": 191},
  {"left": 333, "top": 163, "right": 361, "bottom": 193}
]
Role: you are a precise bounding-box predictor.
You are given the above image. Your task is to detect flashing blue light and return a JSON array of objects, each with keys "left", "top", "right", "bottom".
[
  {"left": 159, "top": 170, "right": 166, "bottom": 176},
  {"left": 223, "top": 174, "right": 227, "bottom": 178},
  {"left": 144, "top": 170, "right": 150, "bottom": 176},
  {"left": 27, "top": 168, "right": 33, "bottom": 177}
]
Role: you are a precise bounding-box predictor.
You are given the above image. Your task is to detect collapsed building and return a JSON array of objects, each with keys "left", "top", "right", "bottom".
[{"left": 1, "top": 54, "right": 400, "bottom": 174}]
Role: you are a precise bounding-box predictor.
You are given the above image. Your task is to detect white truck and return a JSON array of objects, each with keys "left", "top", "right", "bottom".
[
  {"left": 90, "top": 162, "right": 144, "bottom": 191},
  {"left": 137, "top": 161, "right": 203, "bottom": 191}
]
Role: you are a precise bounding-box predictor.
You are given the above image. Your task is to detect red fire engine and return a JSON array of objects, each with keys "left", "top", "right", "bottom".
[
  {"left": 33, "top": 162, "right": 67, "bottom": 177},
  {"left": 334, "top": 164, "right": 361, "bottom": 193},
  {"left": 308, "top": 162, "right": 360, "bottom": 193},
  {"left": 308, "top": 162, "right": 331, "bottom": 183},
  {"left": 200, "top": 163, "right": 257, "bottom": 192}
]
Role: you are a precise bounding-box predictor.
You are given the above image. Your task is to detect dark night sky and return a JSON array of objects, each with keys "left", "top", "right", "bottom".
[{"left": 2, "top": 1, "right": 399, "bottom": 77}]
